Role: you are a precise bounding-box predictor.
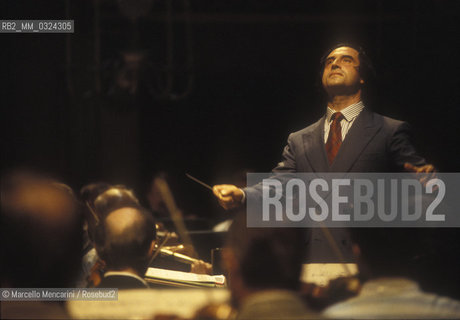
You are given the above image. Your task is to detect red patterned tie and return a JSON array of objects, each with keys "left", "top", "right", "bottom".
[{"left": 325, "top": 112, "right": 344, "bottom": 164}]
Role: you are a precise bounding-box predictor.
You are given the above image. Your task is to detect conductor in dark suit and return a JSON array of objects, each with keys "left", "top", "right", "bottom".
[
  {"left": 213, "top": 43, "right": 434, "bottom": 209},
  {"left": 97, "top": 207, "right": 156, "bottom": 289},
  {"left": 212, "top": 44, "right": 435, "bottom": 261}
]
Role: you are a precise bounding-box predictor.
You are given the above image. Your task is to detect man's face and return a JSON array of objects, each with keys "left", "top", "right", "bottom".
[{"left": 321, "top": 46, "right": 364, "bottom": 95}]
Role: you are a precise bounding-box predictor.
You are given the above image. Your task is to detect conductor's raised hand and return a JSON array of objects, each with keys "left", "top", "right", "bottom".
[
  {"left": 404, "top": 162, "right": 437, "bottom": 187},
  {"left": 212, "top": 184, "right": 244, "bottom": 210}
]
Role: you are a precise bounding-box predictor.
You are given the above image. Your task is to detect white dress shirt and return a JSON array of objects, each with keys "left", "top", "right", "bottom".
[{"left": 324, "top": 101, "right": 365, "bottom": 143}]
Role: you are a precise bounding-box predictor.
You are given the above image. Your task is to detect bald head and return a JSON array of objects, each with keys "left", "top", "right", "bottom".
[
  {"left": 101, "top": 207, "right": 155, "bottom": 271},
  {"left": 105, "top": 207, "right": 145, "bottom": 236},
  {"left": 4, "top": 180, "right": 78, "bottom": 229},
  {"left": 1, "top": 171, "right": 82, "bottom": 288}
]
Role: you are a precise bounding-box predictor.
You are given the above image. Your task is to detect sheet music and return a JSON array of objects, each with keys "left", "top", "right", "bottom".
[
  {"left": 145, "top": 267, "right": 226, "bottom": 285},
  {"left": 300, "top": 263, "right": 358, "bottom": 287}
]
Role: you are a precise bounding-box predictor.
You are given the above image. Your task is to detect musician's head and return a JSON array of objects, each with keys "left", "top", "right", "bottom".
[
  {"left": 1, "top": 170, "right": 82, "bottom": 288},
  {"left": 320, "top": 43, "right": 375, "bottom": 98},
  {"left": 88, "top": 186, "right": 142, "bottom": 250},
  {"left": 349, "top": 228, "right": 427, "bottom": 280},
  {"left": 80, "top": 182, "right": 111, "bottom": 206},
  {"left": 93, "top": 186, "right": 141, "bottom": 219},
  {"left": 99, "top": 206, "right": 156, "bottom": 275},
  {"left": 223, "top": 212, "right": 307, "bottom": 306}
]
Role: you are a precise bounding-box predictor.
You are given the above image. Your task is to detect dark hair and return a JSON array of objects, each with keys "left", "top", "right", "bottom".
[
  {"left": 349, "top": 228, "right": 427, "bottom": 279},
  {"left": 93, "top": 186, "right": 141, "bottom": 219},
  {"left": 80, "top": 182, "right": 111, "bottom": 205},
  {"left": 99, "top": 207, "right": 156, "bottom": 271},
  {"left": 226, "top": 212, "right": 307, "bottom": 290},
  {"left": 319, "top": 42, "right": 375, "bottom": 84}
]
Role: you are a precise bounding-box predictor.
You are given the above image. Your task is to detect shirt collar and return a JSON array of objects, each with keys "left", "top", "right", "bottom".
[
  {"left": 360, "top": 277, "right": 420, "bottom": 296},
  {"left": 326, "top": 101, "right": 365, "bottom": 123},
  {"left": 104, "top": 271, "right": 148, "bottom": 287}
]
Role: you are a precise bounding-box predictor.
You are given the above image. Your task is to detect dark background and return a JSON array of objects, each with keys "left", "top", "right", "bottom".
[
  {"left": 3, "top": 0, "right": 459, "bottom": 217},
  {"left": 2, "top": 0, "right": 460, "bottom": 299}
]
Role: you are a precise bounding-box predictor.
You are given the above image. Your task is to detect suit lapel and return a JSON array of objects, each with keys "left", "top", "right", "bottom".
[
  {"left": 302, "top": 117, "right": 330, "bottom": 173},
  {"left": 330, "top": 108, "right": 382, "bottom": 172}
]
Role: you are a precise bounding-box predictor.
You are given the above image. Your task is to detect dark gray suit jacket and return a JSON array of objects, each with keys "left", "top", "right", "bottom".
[
  {"left": 244, "top": 108, "right": 427, "bottom": 262},
  {"left": 272, "top": 108, "right": 426, "bottom": 174}
]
